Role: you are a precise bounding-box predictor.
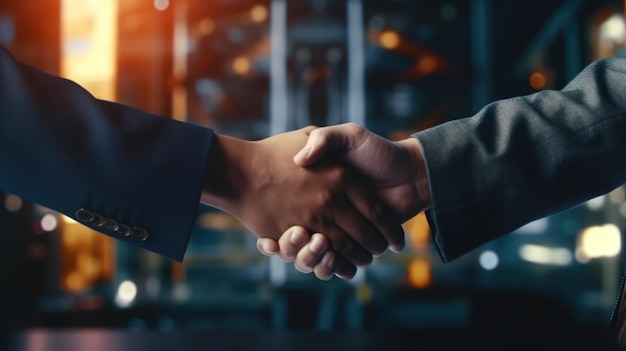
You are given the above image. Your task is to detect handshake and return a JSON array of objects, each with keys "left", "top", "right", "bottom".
[{"left": 200, "top": 123, "right": 431, "bottom": 281}]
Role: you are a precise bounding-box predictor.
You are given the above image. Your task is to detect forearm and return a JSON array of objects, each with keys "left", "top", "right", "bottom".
[
  {"left": 414, "top": 57, "right": 626, "bottom": 262},
  {"left": 0, "top": 46, "right": 213, "bottom": 261}
]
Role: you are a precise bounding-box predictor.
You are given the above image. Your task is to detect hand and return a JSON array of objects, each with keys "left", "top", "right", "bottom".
[
  {"left": 296, "top": 123, "right": 430, "bottom": 222},
  {"left": 258, "top": 226, "right": 337, "bottom": 280},
  {"left": 257, "top": 123, "right": 431, "bottom": 279},
  {"left": 200, "top": 126, "right": 405, "bottom": 278}
]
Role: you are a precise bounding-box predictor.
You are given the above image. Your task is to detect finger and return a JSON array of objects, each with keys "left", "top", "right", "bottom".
[
  {"left": 257, "top": 238, "right": 279, "bottom": 256},
  {"left": 323, "top": 223, "right": 373, "bottom": 268},
  {"left": 334, "top": 255, "right": 357, "bottom": 280},
  {"left": 294, "top": 123, "right": 365, "bottom": 166},
  {"left": 345, "top": 185, "right": 406, "bottom": 253},
  {"left": 277, "top": 226, "right": 311, "bottom": 262},
  {"left": 294, "top": 234, "right": 330, "bottom": 274},
  {"left": 331, "top": 191, "right": 389, "bottom": 257},
  {"left": 313, "top": 250, "right": 336, "bottom": 280}
]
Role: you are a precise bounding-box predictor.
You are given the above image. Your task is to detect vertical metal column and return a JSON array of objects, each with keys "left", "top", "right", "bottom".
[
  {"left": 470, "top": 0, "right": 493, "bottom": 113},
  {"left": 270, "top": 0, "right": 289, "bottom": 135},
  {"left": 269, "top": 3, "right": 288, "bottom": 285},
  {"left": 347, "top": 0, "right": 365, "bottom": 126},
  {"left": 269, "top": 0, "right": 289, "bottom": 330}
]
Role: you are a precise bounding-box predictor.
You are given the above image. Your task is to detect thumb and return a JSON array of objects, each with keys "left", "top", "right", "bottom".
[{"left": 294, "top": 123, "right": 360, "bottom": 166}]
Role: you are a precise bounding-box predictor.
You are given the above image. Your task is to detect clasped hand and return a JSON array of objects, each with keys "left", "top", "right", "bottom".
[{"left": 201, "top": 124, "right": 429, "bottom": 279}]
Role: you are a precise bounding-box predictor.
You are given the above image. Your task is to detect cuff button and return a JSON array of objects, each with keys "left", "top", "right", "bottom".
[
  {"left": 103, "top": 218, "right": 120, "bottom": 232},
  {"left": 131, "top": 226, "right": 149, "bottom": 241},
  {"left": 75, "top": 208, "right": 95, "bottom": 223},
  {"left": 116, "top": 224, "right": 132, "bottom": 237},
  {"left": 91, "top": 212, "right": 105, "bottom": 227}
]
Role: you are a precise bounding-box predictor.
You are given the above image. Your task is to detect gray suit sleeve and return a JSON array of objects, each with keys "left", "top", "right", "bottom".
[
  {"left": 0, "top": 46, "right": 213, "bottom": 261},
  {"left": 414, "top": 58, "right": 626, "bottom": 262}
]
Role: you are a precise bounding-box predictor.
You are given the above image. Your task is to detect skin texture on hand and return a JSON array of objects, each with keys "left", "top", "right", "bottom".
[
  {"left": 295, "top": 123, "right": 430, "bottom": 222},
  {"left": 201, "top": 126, "right": 405, "bottom": 279},
  {"left": 257, "top": 123, "right": 431, "bottom": 280}
]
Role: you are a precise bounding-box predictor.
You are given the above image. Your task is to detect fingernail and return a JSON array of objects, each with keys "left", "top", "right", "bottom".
[
  {"left": 390, "top": 244, "right": 404, "bottom": 253},
  {"left": 310, "top": 236, "right": 327, "bottom": 254},
  {"left": 335, "top": 273, "right": 349, "bottom": 281},
  {"left": 290, "top": 229, "right": 308, "bottom": 246},
  {"left": 259, "top": 241, "right": 269, "bottom": 254},
  {"left": 321, "top": 252, "right": 334, "bottom": 268},
  {"left": 262, "top": 241, "right": 275, "bottom": 254}
]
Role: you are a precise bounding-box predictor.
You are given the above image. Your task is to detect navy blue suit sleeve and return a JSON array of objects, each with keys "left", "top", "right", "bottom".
[
  {"left": 414, "top": 58, "right": 626, "bottom": 262},
  {"left": 0, "top": 46, "right": 214, "bottom": 261}
]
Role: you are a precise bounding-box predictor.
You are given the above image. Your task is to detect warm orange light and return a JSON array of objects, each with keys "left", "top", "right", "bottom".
[
  {"left": 61, "top": 225, "right": 80, "bottom": 248},
  {"left": 529, "top": 72, "right": 546, "bottom": 90},
  {"left": 78, "top": 252, "right": 101, "bottom": 280},
  {"left": 250, "top": 4, "right": 268, "bottom": 23},
  {"left": 405, "top": 212, "right": 431, "bottom": 251},
  {"left": 198, "top": 18, "right": 215, "bottom": 35},
  {"left": 61, "top": 0, "right": 118, "bottom": 101},
  {"left": 407, "top": 258, "right": 431, "bottom": 289},
  {"left": 60, "top": 218, "right": 115, "bottom": 293},
  {"left": 4, "top": 194, "right": 22, "bottom": 213},
  {"left": 379, "top": 30, "right": 401, "bottom": 50},
  {"left": 65, "top": 272, "right": 86, "bottom": 292},
  {"left": 172, "top": 261, "right": 186, "bottom": 284},
  {"left": 233, "top": 56, "right": 252, "bottom": 75},
  {"left": 418, "top": 56, "right": 437, "bottom": 74}
]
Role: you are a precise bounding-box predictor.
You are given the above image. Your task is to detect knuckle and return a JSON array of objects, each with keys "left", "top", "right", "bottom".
[
  {"left": 306, "top": 212, "right": 330, "bottom": 231},
  {"left": 326, "top": 167, "right": 346, "bottom": 185},
  {"left": 346, "top": 122, "right": 363, "bottom": 135},
  {"left": 339, "top": 242, "right": 355, "bottom": 257},
  {"left": 369, "top": 202, "right": 386, "bottom": 224},
  {"left": 307, "top": 213, "right": 321, "bottom": 227},
  {"left": 302, "top": 125, "right": 318, "bottom": 136},
  {"left": 316, "top": 190, "right": 335, "bottom": 207}
]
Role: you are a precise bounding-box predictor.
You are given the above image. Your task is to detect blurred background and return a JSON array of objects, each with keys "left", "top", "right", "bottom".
[{"left": 1, "top": 0, "right": 626, "bottom": 340}]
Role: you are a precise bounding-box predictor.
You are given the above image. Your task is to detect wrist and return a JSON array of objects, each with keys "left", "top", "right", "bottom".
[
  {"left": 397, "top": 137, "right": 431, "bottom": 211},
  {"left": 200, "top": 134, "right": 253, "bottom": 214}
]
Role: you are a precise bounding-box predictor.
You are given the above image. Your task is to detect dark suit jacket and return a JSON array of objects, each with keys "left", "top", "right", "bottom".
[
  {"left": 0, "top": 46, "right": 213, "bottom": 261},
  {"left": 414, "top": 58, "right": 626, "bottom": 345},
  {"left": 414, "top": 57, "right": 626, "bottom": 263}
]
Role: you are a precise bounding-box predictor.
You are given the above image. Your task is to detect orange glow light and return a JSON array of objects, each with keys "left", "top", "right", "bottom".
[
  {"left": 379, "top": 30, "right": 401, "bottom": 50},
  {"left": 233, "top": 56, "right": 252, "bottom": 75},
  {"left": 4, "top": 194, "right": 23, "bottom": 213},
  {"left": 198, "top": 18, "right": 215, "bottom": 35},
  {"left": 529, "top": 72, "right": 546, "bottom": 90},
  {"left": 60, "top": 218, "right": 115, "bottom": 293},
  {"left": 61, "top": 0, "right": 118, "bottom": 101},
  {"left": 407, "top": 258, "right": 431, "bottom": 289},
  {"left": 404, "top": 212, "right": 431, "bottom": 251},
  {"left": 418, "top": 56, "right": 437, "bottom": 74},
  {"left": 65, "top": 272, "right": 86, "bottom": 292},
  {"left": 250, "top": 4, "right": 269, "bottom": 23}
]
